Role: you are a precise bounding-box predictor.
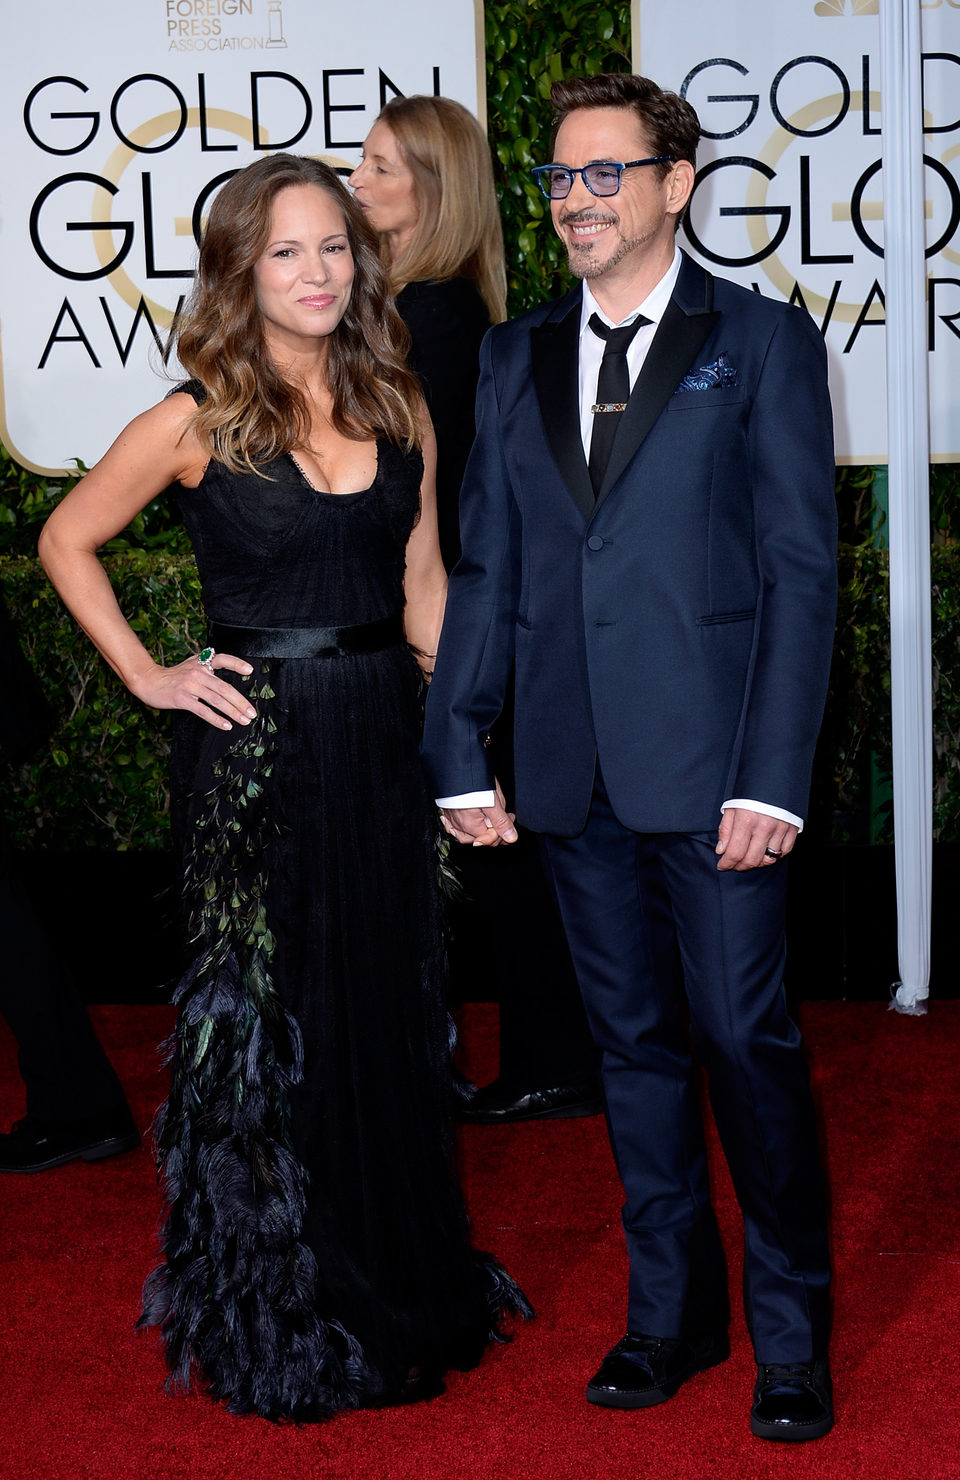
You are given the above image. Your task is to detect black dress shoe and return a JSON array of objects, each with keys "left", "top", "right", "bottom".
[
  {"left": 457, "top": 1077, "right": 602, "bottom": 1124},
  {"left": 0, "top": 1108, "right": 140, "bottom": 1174},
  {"left": 586, "top": 1330, "right": 730, "bottom": 1409},
  {"left": 750, "top": 1358, "right": 833, "bottom": 1441}
]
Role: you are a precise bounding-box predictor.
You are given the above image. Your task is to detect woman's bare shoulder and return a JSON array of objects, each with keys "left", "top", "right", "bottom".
[{"left": 134, "top": 389, "right": 209, "bottom": 483}]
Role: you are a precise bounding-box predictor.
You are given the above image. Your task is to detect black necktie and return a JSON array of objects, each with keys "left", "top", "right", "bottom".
[{"left": 587, "top": 312, "right": 650, "bottom": 496}]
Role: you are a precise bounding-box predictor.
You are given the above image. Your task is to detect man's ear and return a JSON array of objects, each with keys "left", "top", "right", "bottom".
[{"left": 666, "top": 159, "right": 696, "bottom": 217}]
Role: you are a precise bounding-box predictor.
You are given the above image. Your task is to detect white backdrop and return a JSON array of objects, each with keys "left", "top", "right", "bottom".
[
  {"left": 0, "top": 0, "right": 483, "bottom": 474},
  {"left": 636, "top": 0, "right": 960, "bottom": 464}
]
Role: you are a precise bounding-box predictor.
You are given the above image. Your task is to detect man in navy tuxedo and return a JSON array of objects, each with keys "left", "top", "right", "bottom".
[{"left": 422, "top": 74, "right": 837, "bottom": 1441}]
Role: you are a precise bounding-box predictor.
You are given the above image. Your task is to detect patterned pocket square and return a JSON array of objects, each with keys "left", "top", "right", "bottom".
[{"left": 674, "top": 353, "right": 741, "bottom": 393}]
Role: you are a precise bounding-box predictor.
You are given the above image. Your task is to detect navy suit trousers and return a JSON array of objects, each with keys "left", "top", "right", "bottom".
[{"left": 540, "top": 780, "right": 831, "bottom": 1363}]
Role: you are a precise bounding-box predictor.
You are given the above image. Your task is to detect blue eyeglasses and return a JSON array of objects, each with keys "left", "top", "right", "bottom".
[{"left": 530, "top": 157, "right": 675, "bottom": 200}]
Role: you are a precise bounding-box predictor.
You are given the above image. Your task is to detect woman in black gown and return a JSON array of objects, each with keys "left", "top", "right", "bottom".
[{"left": 38, "top": 153, "right": 527, "bottom": 1421}]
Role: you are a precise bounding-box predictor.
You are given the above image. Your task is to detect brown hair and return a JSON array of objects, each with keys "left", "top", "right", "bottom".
[
  {"left": 375, "top": 95, "right": 507, "bottom": 324},
  {"left": 550, "top": 73, "right": 700, "bottom": 181},
  {"left": 175, "top": 153, "right": 423, "bottom": 472}
]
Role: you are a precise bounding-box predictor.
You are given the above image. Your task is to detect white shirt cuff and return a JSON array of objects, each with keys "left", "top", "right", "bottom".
[
  {"left": 721, "top": 799, "right": 804, "bottom": 832},
  {"left": 436, "top": 790, "right": 497, "bottom": 809}
]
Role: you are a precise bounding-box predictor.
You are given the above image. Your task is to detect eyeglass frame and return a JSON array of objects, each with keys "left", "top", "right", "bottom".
[{"left": 530, "top": 157, "right": 676, "bottom": 201}]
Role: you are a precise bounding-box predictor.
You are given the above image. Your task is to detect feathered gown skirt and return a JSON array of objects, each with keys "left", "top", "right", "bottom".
[{"left": 139, "top": 646, "right": 528, "bottom": 1420}]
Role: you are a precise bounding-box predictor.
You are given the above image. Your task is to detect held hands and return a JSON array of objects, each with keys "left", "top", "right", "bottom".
[
  {"left": 715, "top": 807, "right": 798, "bottom": 872},
  {"left": 440, "top": 784, "right": 519, "bottom": 848},
  {"left": 129, "top": 650, "right": 257, "bottom": 730},
  {"left": 443, "top": 797, "right": 792, "bottom": 863}
]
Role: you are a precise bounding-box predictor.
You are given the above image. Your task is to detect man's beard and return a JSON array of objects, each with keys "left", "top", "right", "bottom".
[{"left": 559, "top": 211, "right": 646, "bottom": 280}]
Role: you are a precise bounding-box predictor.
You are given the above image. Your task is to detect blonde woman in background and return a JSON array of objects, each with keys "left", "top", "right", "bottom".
[
  {"left": 352, "top": 99, "right": 600, "bottom": 1125},
  {"left": 351, "top": 94, "right": 505, "bottom": 567}
]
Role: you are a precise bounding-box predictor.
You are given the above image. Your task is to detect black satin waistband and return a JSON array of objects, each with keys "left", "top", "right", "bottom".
[{"left": 208, "top": 615, "right": 405, "bottom": 659}]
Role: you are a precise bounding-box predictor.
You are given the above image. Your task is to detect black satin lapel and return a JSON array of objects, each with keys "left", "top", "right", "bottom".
[
  {"left": 531, "top": 307, "right": 595, "bottom": 521},
  {"left": 596, "top": 297, "right": 720, "bottom": 506}
]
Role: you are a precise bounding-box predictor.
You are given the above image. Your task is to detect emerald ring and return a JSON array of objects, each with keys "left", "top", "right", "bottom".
[{"left": 197, "top": 646, "right": 216, "bottom": 672}]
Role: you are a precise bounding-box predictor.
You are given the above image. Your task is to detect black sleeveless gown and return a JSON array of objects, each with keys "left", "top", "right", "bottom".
[{"left": 139, "top": 418, "right": 527, "bottom": 1420}]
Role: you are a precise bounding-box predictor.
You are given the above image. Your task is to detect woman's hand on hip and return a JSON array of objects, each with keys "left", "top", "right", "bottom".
[{"left": 129, "top": 651, "right": 257, "bottom": 729}]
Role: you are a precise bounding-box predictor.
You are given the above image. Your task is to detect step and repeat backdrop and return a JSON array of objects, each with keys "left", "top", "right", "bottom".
[
  {"left": 0, "top": 0, "right": 483, "bottom": 473},
  {"left": 637, "top": 0, "right": 960, "bottom": 461},
  {"left": 2, "top": 1, "right": 958, "bottom": 470}
]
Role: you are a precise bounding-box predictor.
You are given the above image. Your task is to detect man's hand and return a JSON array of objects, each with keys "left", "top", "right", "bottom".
[
  {"left": 715, "top": 807, "right": 798, "bottom": 872},
  {"left": 440, "top": 784, "right": 518, "bottom": 847}
]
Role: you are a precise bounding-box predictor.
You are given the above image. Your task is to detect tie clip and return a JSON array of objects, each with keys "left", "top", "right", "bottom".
[{"left": 591, "top": 402, "right": 627, "bottom": 413}]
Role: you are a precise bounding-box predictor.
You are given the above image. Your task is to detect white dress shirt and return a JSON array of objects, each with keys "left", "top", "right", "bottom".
[
  {"left": 577, "top": 250, "right": 682, "bottom": 459},
  {"left": 437, "top": 248, "right": 803, "bottom": 832}
]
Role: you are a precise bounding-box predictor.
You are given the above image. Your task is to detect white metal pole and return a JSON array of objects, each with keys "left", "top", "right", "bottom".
[{"left": 879, "top": 0, "right": 932, "bottom": 1013}]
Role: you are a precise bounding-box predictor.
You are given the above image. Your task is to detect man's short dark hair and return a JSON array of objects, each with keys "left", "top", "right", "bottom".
[{"left": 549, "top": 74, "right": 701, "bottom": 176}]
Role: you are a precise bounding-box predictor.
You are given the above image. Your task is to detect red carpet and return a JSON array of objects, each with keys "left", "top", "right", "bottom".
[{"left": 2, "top": 1000, "right": 959, "bottom": 1480}]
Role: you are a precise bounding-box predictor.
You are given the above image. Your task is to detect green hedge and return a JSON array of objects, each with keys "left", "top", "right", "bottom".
[
  {"left": 486, "top": 0, "right": 632, "bottom": 314},
  {"left": 2, "top": 551, "right": 201, "bottom": 850},
  {"left": 826, "top": 544, "right": 960, "bottom": 845},
  {"left": 2, "top": 0, "right": 959, "bottom": 851},
  {"left": 7, "top": 530, "right": 960, "bottom": 853}
]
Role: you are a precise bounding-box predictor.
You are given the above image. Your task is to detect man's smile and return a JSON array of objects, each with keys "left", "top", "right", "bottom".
[{"left": 560, "top": 210, "right": 618, "bottom": 238}]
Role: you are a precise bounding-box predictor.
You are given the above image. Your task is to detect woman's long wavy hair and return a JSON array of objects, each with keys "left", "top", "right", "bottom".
[
  {"left": 174, "top": 153, "right": 423, "bottom": 473},
  {"left": 375, "top": 96, "right": 507, "bottom": 324}
]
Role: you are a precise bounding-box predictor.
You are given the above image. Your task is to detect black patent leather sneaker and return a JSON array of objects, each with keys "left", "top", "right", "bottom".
[
  {"left": 586, "top": 1330, "right": 730, "bottom": 1409},
  {"left": 750, "top": 1358, "right": 834, "bottom": 1441}
]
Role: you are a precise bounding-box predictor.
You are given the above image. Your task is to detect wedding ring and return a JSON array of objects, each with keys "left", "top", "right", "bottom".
[
  {"left": 764, "top": 847, "right": 783, "bottom": 859},
  {"left": 197, "top": 646, "right": 216, "bottom": 673}
]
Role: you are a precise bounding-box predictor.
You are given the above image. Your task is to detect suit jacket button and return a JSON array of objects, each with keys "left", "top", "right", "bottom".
[
  {"left": 587, "top": 535, "right": 604, "bottom": 551},
  {"left": 482, "top": 732, "right": 493, "bottom": 748}
]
